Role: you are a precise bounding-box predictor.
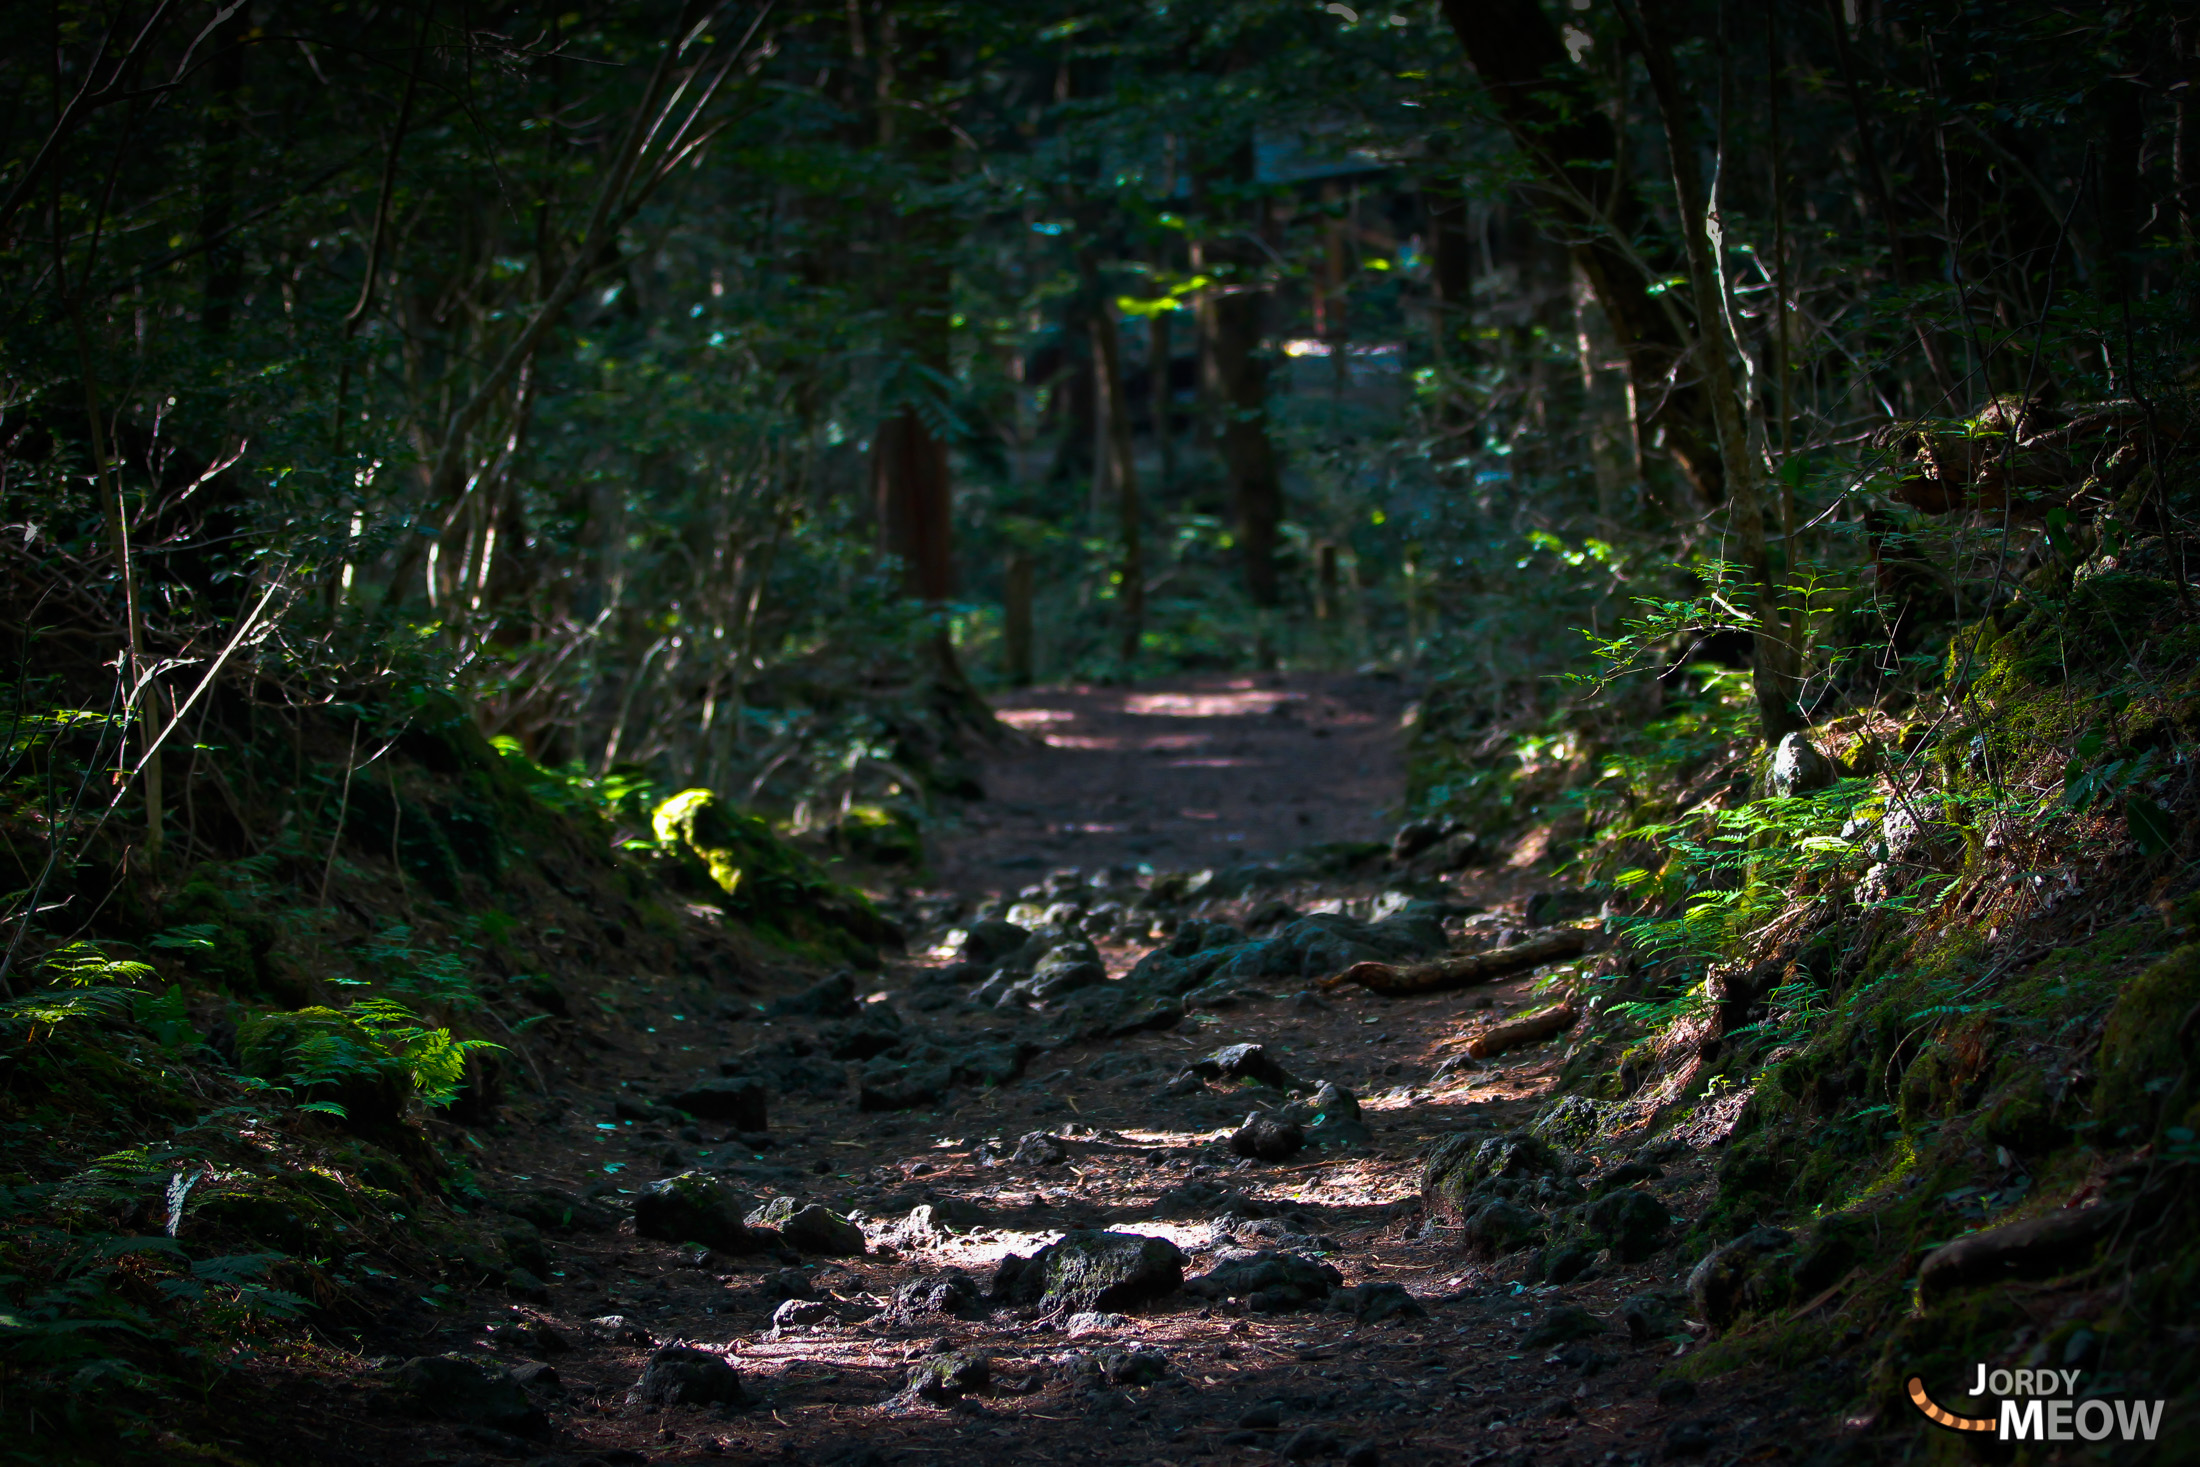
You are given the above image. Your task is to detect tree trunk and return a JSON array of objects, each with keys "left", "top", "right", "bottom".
[
  {"left": 197, "top": 18, "right": 247, "bottom": 336},
  {"left": 869, "top": 9, "right": 962, "bottom": 669},
  {"left": 1572, "top": 263, "right": 1635, "bottom": 522},
  {"left": 1437, "top": 0, "right": 1726, "bottom": 503},
  {"left": 1317, "top": 178, "right": 1351, "bottom": 397},
  {"left": 1211, "top": 278, "right": 1282, "bottom": 612},
  {"left": 1424, "top": 166, "right": 1474, "bottom": 367},
  {"left": 872, "top": 407, "right": 955, "bottom": 604},
  {"left": 2095, "top": 75, "right": 2143, "bottom": 313},
  {"left": 2177, "top": 20, "right": 2195, "bottom": 262},
  {"left": 1622, "top": 0, "right": 1803, "bottom": 740},
  {"left": 1148, "top": 298, "right": 1176, "bottom": 490},
  {"left": 1004, "top": 551, "right": 1035, "bottom": 686},
  {"left": 1089, "top": 291, "right": 1145, "bottom": 667},
  {"left": 1196, "top": 144, "right": 1283, "bottom": 613}
]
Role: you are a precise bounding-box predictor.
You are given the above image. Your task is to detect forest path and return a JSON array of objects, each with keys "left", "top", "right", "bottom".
[
  {"left": 937, "top": 672, "right": 1417, "bottom": 892},
  {"left": 314, "top": 677, "right": 1787, "bottom": 1467}
]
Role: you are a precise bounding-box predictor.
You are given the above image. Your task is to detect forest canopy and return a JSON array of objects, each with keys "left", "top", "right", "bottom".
[{"left": 9, "top": 0, "right": 2190, "bottom": 817}]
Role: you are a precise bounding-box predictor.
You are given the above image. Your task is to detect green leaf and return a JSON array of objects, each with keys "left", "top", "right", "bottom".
[
  {"left": 148, "top": 924, "right": 221, "bottom": 952},
  {"left": 2126, "top": 795, "right": 2174, "bottom": 856}
]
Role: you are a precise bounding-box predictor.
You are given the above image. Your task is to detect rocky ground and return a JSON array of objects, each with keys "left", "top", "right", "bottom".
[{"left": 260, "top": 674, "right": 1824, "bottom": 1467}]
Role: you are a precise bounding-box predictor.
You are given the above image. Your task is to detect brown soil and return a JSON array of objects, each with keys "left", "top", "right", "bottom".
[
  {"left": 256, "top": 673, "right": 1815, "bottom": 1467},
  {"left": 938, "top": 672, "right": 1413, "bottom": 885}
]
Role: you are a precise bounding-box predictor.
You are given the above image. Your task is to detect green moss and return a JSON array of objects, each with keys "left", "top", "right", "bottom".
[
  {"left": 1971, "top": 1066, "right": 2070, "bottom": 1155},
  {"left": 831, "top": 801, "right": 924, "bottom": 867},
  {"left": 1700, "top": 1130, "right": 1803, "bottom": 1240},
  {"left": 343, "top": 778, "right": 463, "bottom": 902},
  {"left": 652, "top": 788, "right": 899, "bottom": 967},
  {"left": 1867, "top": 1284, "right": 2028, "bottom": 1426},
  {"left": 1945, "top": 617, "right": 2024, "bottom": 698},
  {"left": 8, "top": 1023, "right": 200, "bottom": 1125},
  {"left": 2094, "top": 942, "right": 2200, "bottom": 1143},
  {"left": 189, "top": 1170, "right": 368, "bottom": 1255}
]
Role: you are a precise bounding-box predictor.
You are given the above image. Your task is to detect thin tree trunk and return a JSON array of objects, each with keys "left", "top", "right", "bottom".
[
  {"left": 1622, "top": 0, "right": 1802, "bottom": 740},
  {"left": 1572, "top": 263, "right": 1632, "bottom": 522},
  {"left": 1212, "top": 278, "right": 1282, "bottom": 614},
  {"left": 196, "top": 16, "right": 247, "bottom": 336},
  {"left": 1318, "top": 179, "right": 1350, "bottom": 398},
  {"left": 1424, "top": 164, "right": 1473, "bottom": 369},
  {"left": 2177, "top": 20, "right": 2195, "bottom": 263},
  {"left": 1437, "top": 0, "right": 1727, "bottom": 503},
  {"left": 332, "top": 7, "right": 428, "bottom": 460},
  {"left": 1194, "top": 146, "right": 1283, "bottom": 617},
  {"left": 1089, "top": 291, "right": 1145, "bottom": 666},
  {"left": 1004, "top": 552, "right": 1035, "bottom": 686},
  {"left": 1148, "top": 296, "right": 1175, "bottom": 491},
  {"left": 1189, "top": 237, "right": 1217, "bottom": 460}
]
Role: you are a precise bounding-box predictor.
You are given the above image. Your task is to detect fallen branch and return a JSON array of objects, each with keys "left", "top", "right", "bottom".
[
  {"left": 1322, "top": 927, "right": 1589, "bottom": 995},
  {"left": 1465, "top": 999, "right": 1579, "bottom": 1059}
]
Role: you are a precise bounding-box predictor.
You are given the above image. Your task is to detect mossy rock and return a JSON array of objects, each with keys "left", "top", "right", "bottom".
[
  {"left": 2071, "top": 570, "right": 2178, "bottom": 634},
  {"left": 1701, "top": 1133, "right": 1799, "bottom": 1239},
  {"left": 1972, "top": 1066, "right": 2070, "bottom": 1155},
  {"left": 432, "top": 793, "right": 505, "bottom": 879},
  {"left": 1582, "top": 1187, "right": 1671, "bottom": 1263},
  {"left": 1007, "top": 1229, "right": 1186, "bottom": 1311},
  {"left": 743, "top": 1197, "right": 865, "bottom": 1256},
  {"left": 1529, "top": 1095, "right": 1610, "bottom": 1150},
  {"left": 2095, "top": 942, "right": 2200, "bottom": 1142},
  {"left": 234, "top": 1006, "right": 409, "bottom": 1128},
  {"left": 652, "top": 789, "right": 900, "bottom": 966},
  {"left": 633, "top": 1170, "right": 767, "bottom": 1253},
  {"left": 14, "top": 1023, "right": 200, "bottom": 1123},
  {"left": 1686, "top": 1224, "right": 1796, "bottom": 1332},
  {"left": 1996, "top": 573, "right": 2182, "bottom": 693},
  {"left": 1420, "top": 1131, "right": 1561, "bottom": 1221},
  {"left": 1460, "top": 1199, "right": 1548, "bottom": 1258},
  {"left": 1944, "top": 617, "right": 2030, "bottom": 699},
  {"left": 1865, "top": 1281, "right": 2029, "bottom": 1423},
  {"left": 336, "top": 1144, "right": 423, "bottom": 1200},
  {"left": 191, "top": 1182, "right": 346, "bottom": 1254},
  {"left": 829, "top": 802, "right": 924, "bottom": 868}
]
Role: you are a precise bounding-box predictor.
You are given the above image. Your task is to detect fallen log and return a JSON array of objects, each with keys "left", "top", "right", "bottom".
[
  {"left": 1322, "top": 927, "right": 1589, "bottom": 996},
  {"left": 1914, "top": 1201, "right": 2127, "bottom": 1305},
  {"left": 1464, "top": 999, "right": 1579, "bottom": 1059}
]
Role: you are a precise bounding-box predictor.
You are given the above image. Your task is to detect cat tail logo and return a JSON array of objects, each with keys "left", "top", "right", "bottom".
[{"left": 1906, "top": 1378, "right": 1994, "bottom": 1433}]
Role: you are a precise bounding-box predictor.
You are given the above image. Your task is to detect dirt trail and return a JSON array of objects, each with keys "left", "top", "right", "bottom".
[
  {"left": 294, "top": 674, "right": 1799, "bottom": 1467},
  {"left": 939, "top": 673, "right": 1413, "bottom": 886}
]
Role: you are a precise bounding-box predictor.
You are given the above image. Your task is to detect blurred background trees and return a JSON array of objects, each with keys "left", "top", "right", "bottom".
[{"left": 3, "top": 0, "right": 2193, "bottom": 843}]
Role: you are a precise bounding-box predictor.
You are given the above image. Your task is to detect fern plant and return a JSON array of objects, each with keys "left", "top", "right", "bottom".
[{"left": 343, "top": 997, "right": 497, "bottom": 1109}]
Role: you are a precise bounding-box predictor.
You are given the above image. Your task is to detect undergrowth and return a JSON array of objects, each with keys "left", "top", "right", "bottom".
[{"left": 1408, "top": 447, "right": 2200, "bottom": 1448}]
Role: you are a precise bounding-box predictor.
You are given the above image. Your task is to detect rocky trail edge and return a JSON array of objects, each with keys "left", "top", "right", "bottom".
[{"left": 260, "top": 672, "right": 1810, "bottom": 1467}]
